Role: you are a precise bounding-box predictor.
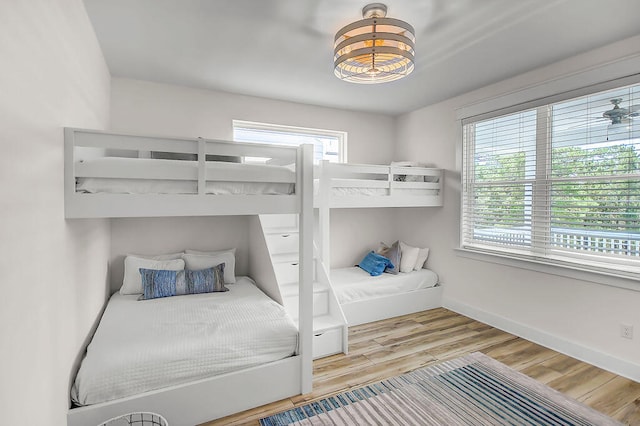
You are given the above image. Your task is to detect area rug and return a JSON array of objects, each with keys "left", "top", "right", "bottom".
[{"left": 260, "top": 352, "right": 621, "bottom": 425}]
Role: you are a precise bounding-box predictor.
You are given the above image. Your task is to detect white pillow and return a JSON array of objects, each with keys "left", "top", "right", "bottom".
[
  {"left": 128, "top": 252, "right": 184, "bottom": 261},
  {"left": 182, "top": 249, "right": 236, "bottom": 284},
  {"left": 185, "top": 248, "right": 236, "bottom": 256},
  {"left": 120, "top": 256, "right": 185, "bottom": 295},
  {"left": 399, "top": 242, "right": 420, "bottom": 273},
  {"left": 414, "top": 248, "right": 430, "bottom": 270}
]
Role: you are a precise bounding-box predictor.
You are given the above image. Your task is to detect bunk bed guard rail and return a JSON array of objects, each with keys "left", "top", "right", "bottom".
[
  {"left": 315, "top": 161, "right": 443, "bottom": 208},
  {"left": 64, "top": 128, "right": 306, "bottom": 218}
]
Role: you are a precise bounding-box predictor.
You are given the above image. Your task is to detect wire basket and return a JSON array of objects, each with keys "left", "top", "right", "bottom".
[{"left": 99, "top": 412, "right": 168, "bottom": 426}]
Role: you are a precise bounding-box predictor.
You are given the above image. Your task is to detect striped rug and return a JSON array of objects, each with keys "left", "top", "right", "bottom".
[{"left": 260, "top": 352, "right": 621, "bottom": 425}]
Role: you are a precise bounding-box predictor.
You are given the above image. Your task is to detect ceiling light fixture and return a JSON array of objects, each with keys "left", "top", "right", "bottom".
[{"left": 333, "top": 3, "right": 415, "bottom": 84}]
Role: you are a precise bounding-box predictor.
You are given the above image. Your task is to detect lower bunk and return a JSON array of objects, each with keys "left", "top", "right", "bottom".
[
  {"left": 69, "top": 277, "right": 301, "bottom": 426},
  {"left": 331, "top": 267, "right": 442, "bottom": 326}
]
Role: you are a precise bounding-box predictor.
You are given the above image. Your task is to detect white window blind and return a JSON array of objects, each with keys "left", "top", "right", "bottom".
[{"left": 462, "top": 82, "right": 640, "bottom": 277}]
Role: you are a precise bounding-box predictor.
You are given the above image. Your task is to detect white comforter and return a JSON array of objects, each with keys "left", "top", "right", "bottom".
[
  {"left": 331, "top": 267, "right": 439, "bottom": 304},
  {"left": 71, "top": 277, "right": 298, "bottom": 406}
]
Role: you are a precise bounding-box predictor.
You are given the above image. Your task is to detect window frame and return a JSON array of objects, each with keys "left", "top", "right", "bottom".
[
  {"left": 459, "top": 74, "right": 640, "bottom": 284},
  {"left": 232, "top": 119, "right": 348, "bottom": 164}
]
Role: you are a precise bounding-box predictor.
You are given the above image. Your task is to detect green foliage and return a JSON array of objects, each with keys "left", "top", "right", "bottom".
[
  {"left": 474, "top": 151, "right": 528, "bottom": 229},
  {"left": 552, "top": 144, "right": 638, "bottom": 178},
  {"left": 551, "top": 144, "right": 640, "bottom": 232},
  {"left": 473, "top": 144, "right": 640, "bottom": 233}
]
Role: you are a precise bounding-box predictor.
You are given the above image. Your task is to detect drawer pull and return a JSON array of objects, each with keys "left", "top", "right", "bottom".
[
  {"left": 314, "top": 333, "right": 324, "bottom": 337},
  {"left": 291, "top": 262, "right": 299, "bottom": 266},
  {"left": 281, "top": 234, "right": 290, "bottom": 238}
]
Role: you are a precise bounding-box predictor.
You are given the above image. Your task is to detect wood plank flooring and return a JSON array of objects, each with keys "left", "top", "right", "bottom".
[{"left": 202, "top": 308, "right": 640, "bottom": 425}]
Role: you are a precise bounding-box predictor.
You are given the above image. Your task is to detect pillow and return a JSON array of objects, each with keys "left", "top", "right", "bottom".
[
  {"left": 185, "top": 248, "right": 236, "bottom": 257},
  {"left": 205, "top": 155, "right": 242, "bottom": 163},
  {"left": 139, "top": 264, "right": 228, "bottom": 300},
  {"left": 414, "top": 247, "right": 430, "bottom": 270},
  {"left": 120, "top": 256, "right": 185, "bottom": 295},
  {"left": 358, "top": 251, "right": 394, "bottom": 277},
  {"left": 182, "top": 249, "right": 236, "bottom": 284},
  {"left": 376, "top": 241, "right": 400, "bottom": 274},
  {"left": 151, "top": 151, "right": 197, "bottom": 161},
  {"left": 128, "top": 252, "right": 184, "bottom": 261},
  {"left": 150, "top": 152, "right": 241, "bottom": 163},
  {"left": 399, "top": 242, "right": 420, "bottom": 273},
  {"left": 391, "top": 161, "right": 427, "bottom": 182}
]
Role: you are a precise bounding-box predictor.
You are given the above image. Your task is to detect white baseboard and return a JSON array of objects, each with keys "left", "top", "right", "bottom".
[{"left": 442, "top": 297, "right": 640, "bottom": 383}]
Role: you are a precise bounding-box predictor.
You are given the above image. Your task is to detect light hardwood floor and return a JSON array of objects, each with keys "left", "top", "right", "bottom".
[{"left": 202, "top": 308, "right": 640, "bottom": 425}]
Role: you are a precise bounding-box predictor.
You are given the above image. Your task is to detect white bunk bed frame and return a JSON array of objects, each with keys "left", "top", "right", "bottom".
[
  {"left": 339, "top": 285, "right": 444, "bottom": 326},
  {"left": 314, "top": 160, "right": 444, "bottom": 326},
  {"left": 65, "top": 128, "right": 314, "bottom": 426}
]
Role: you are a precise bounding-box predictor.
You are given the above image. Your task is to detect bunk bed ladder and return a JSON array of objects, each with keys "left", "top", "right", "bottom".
[{"left": 258, "top": 214, "right": 348, "bottom": 359}]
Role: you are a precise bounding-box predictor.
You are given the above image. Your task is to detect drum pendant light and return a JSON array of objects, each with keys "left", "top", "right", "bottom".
[{"left": 334, "top": 3, "right": 415, "bottom": 84}]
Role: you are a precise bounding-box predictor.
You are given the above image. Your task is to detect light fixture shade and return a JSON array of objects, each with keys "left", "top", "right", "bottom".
[{"left": 334, "top": 4, "right": 415, "bottom": 84}]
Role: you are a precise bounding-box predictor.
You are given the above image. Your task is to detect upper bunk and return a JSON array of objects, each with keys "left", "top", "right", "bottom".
[
  {"left": 64, "top": 128, "right": 313, "bottom": 218},
  {"left": 314, "top": 160, "right": 443, "bottom": 209}
]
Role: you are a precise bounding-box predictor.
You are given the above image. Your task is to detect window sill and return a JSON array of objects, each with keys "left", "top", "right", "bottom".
[{"left": 455, "top": 247, "right": 640, "bottom": 292}]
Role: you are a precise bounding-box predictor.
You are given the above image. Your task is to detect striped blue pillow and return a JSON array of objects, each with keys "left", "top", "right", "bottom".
[{"left": 139, "top": 263, "right": 228, "bottom": 300}]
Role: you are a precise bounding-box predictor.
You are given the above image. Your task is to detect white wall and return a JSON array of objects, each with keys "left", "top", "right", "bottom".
[
  {"left": 396, "top": 35, "right": 640, "bottom": 379},
  {"left": 109, "top": 216, "right": 250, "bottom": 292},
  {"left": 111, "top": 78, "right": 395, "bottom": 164},
  {"left": 109, "top": 78, "right": 398, "bottom": 269},
  {"left": 0, "top": 1, "right": 111, "bottom": 425},
  {"left": 326, "top": 208, "right": 402, "bottom": 268}
]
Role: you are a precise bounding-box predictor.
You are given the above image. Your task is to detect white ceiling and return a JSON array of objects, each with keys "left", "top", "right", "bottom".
[{"left": 84, "top": 0, "right": 640, "bottom": 116}]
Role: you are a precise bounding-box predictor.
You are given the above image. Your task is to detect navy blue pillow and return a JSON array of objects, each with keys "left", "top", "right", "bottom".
[
  {"left": 139, "top": 263, "right": 227, "bottom": 300},
  {"left": 358, "top": 251, "right": 394, "bottom": 276}
]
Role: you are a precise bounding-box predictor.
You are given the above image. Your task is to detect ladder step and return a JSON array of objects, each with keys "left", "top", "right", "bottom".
[
  {"left": 263, "top": 226, "right": 299, "bottom": 235},
  {"left": 280, "top": 281, "right": 328, "bottom": 297},
  {"left": 313, "top": 314, "right": 345, "bottom": 333},
  {"left": 271, "top": 253, "right": 299, "bottom": 263},
  {"left": 259, "top": 214, "right": 298, "bottom": 230}
]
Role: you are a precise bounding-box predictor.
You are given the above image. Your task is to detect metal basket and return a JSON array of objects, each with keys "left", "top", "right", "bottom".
[{"left": 99, "top": 412, "right": 168, "bottom": 426}]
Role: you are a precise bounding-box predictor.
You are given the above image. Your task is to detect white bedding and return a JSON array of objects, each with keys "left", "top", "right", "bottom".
[
  {"left": 329, "top": 187, "right": 437, "bottom": 197},
  {"left": 71, "top": 277, "right": 298, "bottom": 406},
  {"left": 313, "top": 179, "right": 437, "bottom": 197},
  {"left": 331, "top": 267, "right": 439, "bottom": 304},
  {"left": 76, "top": 157, "right": 295, "bottom": 195}
]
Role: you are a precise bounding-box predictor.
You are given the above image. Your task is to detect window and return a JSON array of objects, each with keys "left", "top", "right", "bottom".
[
  {"left": 233, "top": 120, "right": 346, "bottom": 164},
  {"left": 462, "top": 82, "right": 640, "bottom": 277}
]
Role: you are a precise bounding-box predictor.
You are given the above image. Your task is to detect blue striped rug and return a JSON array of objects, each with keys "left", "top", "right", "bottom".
[{"left": 260, "top": 352, "right": 621, "bottom": 425}]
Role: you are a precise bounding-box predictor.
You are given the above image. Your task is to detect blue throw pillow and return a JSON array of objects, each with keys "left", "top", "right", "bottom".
[
  {"left": 358, "top": 251, "right": 394, "bottom": 276},
  {"left": 139, "top": 263, "right": 228, "bottom": 300}
]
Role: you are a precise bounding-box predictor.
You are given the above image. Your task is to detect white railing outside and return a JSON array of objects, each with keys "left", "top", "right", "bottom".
[{"left": 473, "top": 227, "right": 640, "bottom": 257}]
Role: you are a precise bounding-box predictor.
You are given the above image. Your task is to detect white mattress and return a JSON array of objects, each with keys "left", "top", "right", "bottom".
[
  {"left": 331, "top": 267, "right": 439, "bottom": 304},
  {"left": 329, "top": 187, "right": 437, "bottom": 197},
  {"left": 71, "top": 277, "right": 298, "bottom": 406},
  {"left": 76, "top": 157, "right": 295, "bottom": 195},
  {"left": 313, "top": 179, "right": 437, "bottom": 197}
]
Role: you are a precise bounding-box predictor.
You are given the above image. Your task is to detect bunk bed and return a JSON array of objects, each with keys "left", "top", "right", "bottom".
[
  {"left": 331, "top": 266, "right": 442, "bottom": 326},
  {"left": 65, "top": 128, "right": 306, "bottom": 218},
  {"left": 314, "top": 160, "right": 444, "bottom": 325},
  {"left": 313, "top": 161, "right": 443, "bottom": 210},
  {"left": 65, "top": 128, "right": 314, "bottom": 426},
  {"left": 71, "top": 277, "right": 299, "bottom": 406}
]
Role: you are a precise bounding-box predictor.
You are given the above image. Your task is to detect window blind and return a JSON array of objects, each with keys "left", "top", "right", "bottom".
[{"left": 462, "top": 82, "right": 640, "bottom": 276}]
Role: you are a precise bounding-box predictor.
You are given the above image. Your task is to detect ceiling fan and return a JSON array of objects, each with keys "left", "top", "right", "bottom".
[
  {"left": 602, "top": 98, "right": 639, "bottom": 141},
  {"left": 602, "top": 98, "right": 639, "bottom": 125},
  {"left": 563, "top": 97, "right": 639, "bottom": 141}
]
